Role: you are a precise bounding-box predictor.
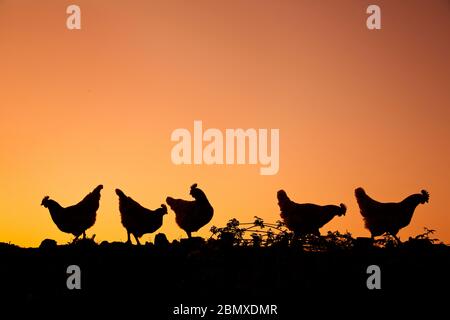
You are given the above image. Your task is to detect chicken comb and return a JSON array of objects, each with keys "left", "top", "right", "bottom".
[
  {"left": 191, "top": 183, "right": 198, "bottom": 190},
  {"left": 41, "top": 196, "right": 50, "bottom": 206}
]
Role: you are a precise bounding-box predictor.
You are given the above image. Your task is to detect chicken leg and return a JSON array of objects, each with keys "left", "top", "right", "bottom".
[{"left": 134, "top": 234, "right": 141, "bottom": 245}]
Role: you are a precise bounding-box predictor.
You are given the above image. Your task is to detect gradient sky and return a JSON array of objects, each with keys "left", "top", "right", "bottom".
[{"left": 0, "top": 0, "right": 449, "bottom": 247}]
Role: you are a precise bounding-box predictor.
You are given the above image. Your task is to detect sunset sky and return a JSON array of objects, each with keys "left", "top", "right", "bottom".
[{"left": 0, "top": 0, "right": 449, "bottom": 247}]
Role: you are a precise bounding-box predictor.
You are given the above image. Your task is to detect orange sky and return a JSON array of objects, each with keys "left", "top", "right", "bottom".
[{"left": 0, "top": 0, "right": 449, "bottom": 247}]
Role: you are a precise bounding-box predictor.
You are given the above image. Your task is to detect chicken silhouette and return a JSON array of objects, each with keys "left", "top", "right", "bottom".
[
  {"left": 41, "top": 185, "right": 103, "bottom": 240},
  {"left": 166, "top": 183, "right": 214, "bottom": 238},
  {"left": 277, "top": 190, "right": 346, "bottom": 236},
  {"left": 115, "top": 189, "right": 168, "bottom": 245},
  {"left": 355, "top": 187, "right": 429, "bottom": 242}
]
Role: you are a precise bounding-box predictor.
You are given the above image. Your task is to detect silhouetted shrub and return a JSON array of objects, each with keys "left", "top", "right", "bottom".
[
  {"left": 210, "top": 218, "right": 442, "bottom": 251},
  {"left": 210, "top": 216, "right": 292, "bottom": 247}
]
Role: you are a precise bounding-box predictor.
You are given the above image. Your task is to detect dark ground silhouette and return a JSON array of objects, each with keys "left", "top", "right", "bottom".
[{"left": 0, "top": 231, "right": 448, "bottom": 317}]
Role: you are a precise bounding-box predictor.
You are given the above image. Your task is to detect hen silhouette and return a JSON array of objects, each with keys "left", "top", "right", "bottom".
[
  {"left": 355, "top": 187, "right": 429, "bottom": 242},
  {"left": 277, "top": 190, "right": 346, "bottom": 236},
  {"left": 115, "top": 188, "right": 167, "bottom": 245},
  {"left": 166, "top": 183, "right": 214, "bottom": 238},
  {"left": 41, "top": 185, "right": 103, "bottom": 240}
]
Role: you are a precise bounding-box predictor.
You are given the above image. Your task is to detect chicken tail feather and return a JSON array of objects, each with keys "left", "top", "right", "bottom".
[{"left": 115, "top": 189, "right": 126, "bottom": 199}]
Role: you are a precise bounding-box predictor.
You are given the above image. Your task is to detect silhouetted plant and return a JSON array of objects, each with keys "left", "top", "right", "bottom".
[
  {"left": 68, "top": 234, "right": 97, "bottom": 246},
  {"left": 373, "top": 227, "right": 442, "bottom": 248},
  {"left": 411, "top": 227, "right": 439, "bottom": 243},
  {"left": 291, "top": 231, "right": 354, "bottom": 252},
  {"left": 373, "top": 233, "right": 400, "bottom": 248},
  {"left": 210, "top": 217, "right": 356, "bottom": 250},
  {"left": 210, "top": 216, "right": 292, "bottom": 247},
  {"left": 323, "top": 231, "right": 354, "bottom": 250},
  {"left": 210, "top": 218, "right": 446, "bottom": 251}
]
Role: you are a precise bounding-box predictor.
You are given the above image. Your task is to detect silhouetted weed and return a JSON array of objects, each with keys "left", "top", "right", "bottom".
[{"left": 210, "top": 218, "right": 443, "bottom": 251}]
